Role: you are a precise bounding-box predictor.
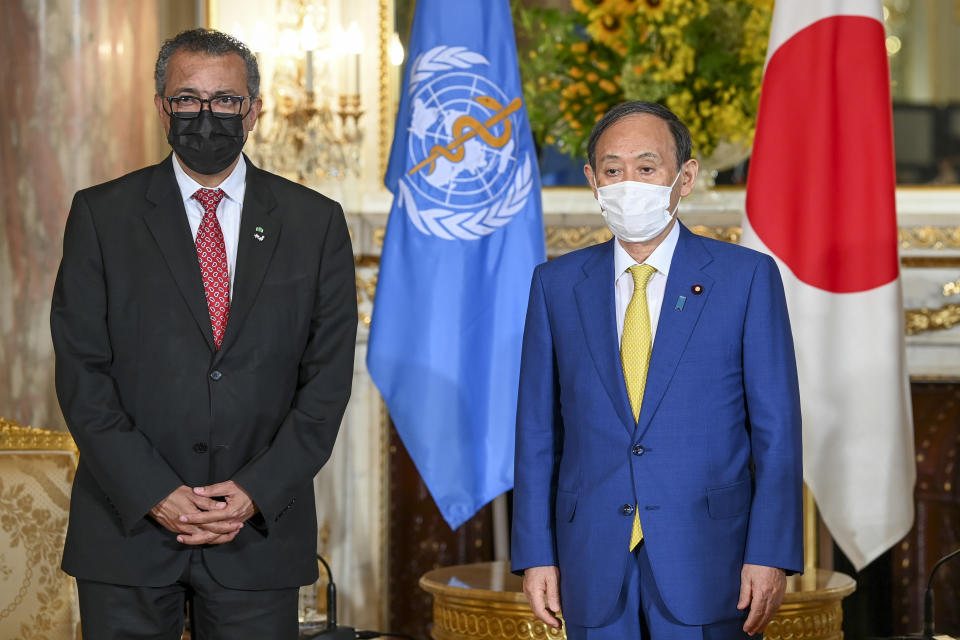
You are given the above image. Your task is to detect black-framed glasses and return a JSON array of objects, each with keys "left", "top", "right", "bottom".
[{"left": 163, "top": 95, "right": 252, "bottom": 119}]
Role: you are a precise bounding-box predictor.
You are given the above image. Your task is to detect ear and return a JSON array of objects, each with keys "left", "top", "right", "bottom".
[
  {"left": 244, "top": 97, "right": 263, "bottom": 133},
  {"left": 678, "top": 158, "right": 699, "bottom": 198},
  {"left": 583, "top": 164, "right": 598, "bottom": 200},
  {"left": 154, "top": 95, "right": 171, "bottom": 135}
]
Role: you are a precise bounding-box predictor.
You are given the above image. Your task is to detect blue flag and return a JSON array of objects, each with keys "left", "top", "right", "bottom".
[{"left": 367, "top": 0, "right": 545, "bottom": 530}]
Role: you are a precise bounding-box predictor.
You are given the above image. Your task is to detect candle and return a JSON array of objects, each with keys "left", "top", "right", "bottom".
[
  {"left": 305, "top": 50, "right": 314, "bottom": 95},
  {"left": 354, "top": 53, "right": 360, "bottom": 98}
]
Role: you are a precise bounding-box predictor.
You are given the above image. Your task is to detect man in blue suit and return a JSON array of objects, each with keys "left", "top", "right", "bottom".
[{"left": 511, "top": 101, "right": 802, "bottom": 639}]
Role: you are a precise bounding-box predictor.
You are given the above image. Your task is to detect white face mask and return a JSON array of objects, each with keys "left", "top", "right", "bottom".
[{"left": 593, "top": 170, "right": 682, "bottom": 243}]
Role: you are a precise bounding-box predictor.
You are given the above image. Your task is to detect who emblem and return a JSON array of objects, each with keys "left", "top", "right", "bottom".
[{"left": 399, "top": 46, "right": 535, "bottom": 241}]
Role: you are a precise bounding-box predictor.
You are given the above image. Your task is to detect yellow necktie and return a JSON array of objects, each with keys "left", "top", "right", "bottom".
[{"left": 621, "top": 264, "right": 656, "bottom": 550}]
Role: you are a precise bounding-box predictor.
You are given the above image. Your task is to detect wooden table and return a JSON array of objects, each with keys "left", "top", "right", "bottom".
[{"left": 420, "top": 562, "right": 856, "bottom": 640}]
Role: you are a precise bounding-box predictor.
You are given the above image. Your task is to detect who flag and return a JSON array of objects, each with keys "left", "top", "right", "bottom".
[
  {"left": 367, "top": 0, "right": 545, "bottom": 529},
  {"left": 742, "top": 0, "right": 914, "bottom": 569}
]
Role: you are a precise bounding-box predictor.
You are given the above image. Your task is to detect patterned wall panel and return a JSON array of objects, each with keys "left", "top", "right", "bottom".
[{"left": 892, "top": 381, "right": 960, "bottom": 636}]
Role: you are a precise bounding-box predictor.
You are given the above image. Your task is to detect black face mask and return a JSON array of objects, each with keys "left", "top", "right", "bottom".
[{"left": 167, "top": 110, "right": 246, "bottom": 175}]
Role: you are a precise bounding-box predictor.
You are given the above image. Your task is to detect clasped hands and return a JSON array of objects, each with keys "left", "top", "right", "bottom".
[{"left": 149, "top": 481, "right": 258, "bottom": 546}]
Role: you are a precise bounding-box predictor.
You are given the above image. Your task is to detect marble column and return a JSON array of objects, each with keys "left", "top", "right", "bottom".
[{"left": 0, "top": 0, "right": 169, "bottom": 428}]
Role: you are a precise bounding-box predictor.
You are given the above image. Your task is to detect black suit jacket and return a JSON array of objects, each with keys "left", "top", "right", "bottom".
[{"left": 51, "top": 155, "right": 357, "bottom": 589}]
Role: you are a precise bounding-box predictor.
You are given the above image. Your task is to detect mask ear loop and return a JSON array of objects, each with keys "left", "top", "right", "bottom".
[
  {"left": 591, "top": 169, "right": 605, "bottom": 212},
  {"left": 667, "top": 167, "right": 684, "bottom": 217}
]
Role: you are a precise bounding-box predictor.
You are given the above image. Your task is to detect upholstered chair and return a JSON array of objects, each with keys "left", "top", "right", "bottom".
[{"left": 0, "top": 417, "right": 80, "bottom": 640}]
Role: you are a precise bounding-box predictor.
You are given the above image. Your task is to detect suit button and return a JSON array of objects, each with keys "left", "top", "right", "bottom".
[
  {"left": 193, "top": 442, "right": 208, "bottom": 454},
  {"left": 621, "top": 504, "right": 635, "bottom": 516},
  {"left": 632, "top": 444, "right": 645, "bottom": 456},
  {"left": 209, "top": 370, "right": 223, "bottom": 381}
]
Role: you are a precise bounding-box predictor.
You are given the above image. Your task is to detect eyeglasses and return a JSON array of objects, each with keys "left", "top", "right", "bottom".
[{"left": 163, "top": 95, "right": 252, "bottom": 119}]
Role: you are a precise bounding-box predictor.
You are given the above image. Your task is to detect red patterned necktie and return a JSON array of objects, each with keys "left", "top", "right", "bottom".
[{"left": 192, "top": 188, "right": 230, "bottom": 349}]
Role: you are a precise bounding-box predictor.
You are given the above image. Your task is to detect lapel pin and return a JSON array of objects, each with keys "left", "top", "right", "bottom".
[
  {"left": 675, "top": 296, "right": 686, "bottom": 311},
  {"left": 691, "top": 284, "right": 704, "bottom": 295},
  {"left": 254, "top": 226, "right": 265, "bottom": 242}
]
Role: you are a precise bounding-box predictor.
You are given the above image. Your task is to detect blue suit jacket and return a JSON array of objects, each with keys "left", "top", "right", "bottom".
[{"left": 511, "top": 224, "right": 802, "bottom": 626}]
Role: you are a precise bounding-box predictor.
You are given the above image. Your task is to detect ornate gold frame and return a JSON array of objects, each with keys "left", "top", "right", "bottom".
[{"left": 0, "top": 417, "right": 78, "bottom": 459}]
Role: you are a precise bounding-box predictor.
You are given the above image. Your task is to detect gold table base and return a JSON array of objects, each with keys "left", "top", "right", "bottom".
[{"left": 420, "top": 562, "right": 855, "bottom": 640}]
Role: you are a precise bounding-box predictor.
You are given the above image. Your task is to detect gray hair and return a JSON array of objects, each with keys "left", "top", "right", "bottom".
[
  {"left": 587, "top": 101, "right": 692, "bottom": 173},
  {"left": 155, "top": 28, "right": 260, "bottom": 98}
]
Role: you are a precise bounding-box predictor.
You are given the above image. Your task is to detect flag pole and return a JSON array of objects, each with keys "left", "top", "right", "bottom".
[
  {"left": 803, "top": 483, "right": 818, "bottom": 588},
  {"left": 492, "top": 493, "right": 510, "bottom": 562}
]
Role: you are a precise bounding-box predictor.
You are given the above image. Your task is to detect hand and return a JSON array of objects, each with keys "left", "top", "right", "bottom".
[
  {"left": 177, "top": 480, "right": 259, "bottom": 532},
  {"left": 522, "top": 565, "right": 562, "bottom": 630},
  {"left": 738, "top": 563, "right": 786, "bottom": 635},
  {"left": 149, "top": 485, "right": 243, "bottom": 546}
]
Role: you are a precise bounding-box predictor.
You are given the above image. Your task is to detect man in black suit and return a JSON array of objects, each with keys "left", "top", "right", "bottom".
[{"left": 50, "top": 29, "right": 357, "bottom": 638}]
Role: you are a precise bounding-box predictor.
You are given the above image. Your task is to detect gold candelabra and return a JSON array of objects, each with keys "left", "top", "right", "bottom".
[{"left": 242, "top": 0, "right": 366, "bottom": 185}]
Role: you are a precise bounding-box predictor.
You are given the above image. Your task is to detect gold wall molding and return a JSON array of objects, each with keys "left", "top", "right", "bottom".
[
  {"left": 899, "top": 225, "right": 960, "bottom": 250},
  {"left": 360, "top": 220, "right": 960, "bottom": 335},
  {"left": 903, "top": 256, "right": 960, "bottom": 268},
  {"left": 943, "top": 277, "right": 960, "bottom": 297},
  {"left": 905, "top": 303, "right": 960, "bottom": 335},
  {"left": 539, "top": 224, "right": 960, "bottom": 252},
  {"left": 0, "top": 418, "right": 78, "bottom": 457},
  {"left": 687, "top": 225, "right": 743, "bottom": 244},
  {"left": 543, "top": 226, "right": 611, "bottom": 252},
  {"left": 372, "top": 223, "right": 960, "bottom": 253},
  {"left": 356, "top": 269, "right": 378, "bottom": 328},
  {"left": 378, "top": 0, "right": 391, "bottom": 182}
]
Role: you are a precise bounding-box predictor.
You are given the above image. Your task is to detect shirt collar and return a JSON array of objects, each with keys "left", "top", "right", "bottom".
[
  {"left": 613, "top": 220, "right": 681, "bottom": 280},
  {"left": 171, "top": 153, "right": 247, "bottom": 205}
]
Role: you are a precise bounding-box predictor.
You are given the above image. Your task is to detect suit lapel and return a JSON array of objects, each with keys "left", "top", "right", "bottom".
[
  {"left": 215, "top": 157, "right": 280, "bottom": 360},
  {"left": 574, "top": 240, "right": 636, "bottom": 434},
  {"left": 142, "top": 156, "right": 216, "bottom": 351},
  {"left": 636, "top": 224, "right": 715, "bottom": 436}
]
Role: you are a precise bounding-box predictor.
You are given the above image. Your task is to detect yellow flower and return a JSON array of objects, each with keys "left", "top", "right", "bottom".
[
  {"left": 570, "top": 66, "right": 584, "bottom": 79},
  {"left": 599, "top": 78, "right": 618, "bottom": 94},
  {"left": 638, "top": 0, "right": 669, "bottom": 21},
  {"left": 545, "top": 135, "right": 557, "bottom": 144},
  {"left": 571, "top": 42, "right": 589, "bottom": 54},
  {"left": 586, "top": 72, "right": 599, "bottom": 83},
  {"left": 572, "top": 0, "right": 599, "bottom": 14},
  {"left": 587, "top": 12, "right": 626, "bottom": 50}
]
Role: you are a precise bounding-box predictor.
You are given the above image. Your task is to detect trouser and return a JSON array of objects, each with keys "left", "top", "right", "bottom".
[
  {"left": 77, "top": 548, "right": 299, "bottom": 640},
  {"left": 564, "top": 543, "right": 754, "bottom": 640}
]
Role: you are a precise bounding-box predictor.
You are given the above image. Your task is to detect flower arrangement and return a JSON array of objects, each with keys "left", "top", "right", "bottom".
[{"left": 514, "top": 0, "right": 773, "bottom": 164}]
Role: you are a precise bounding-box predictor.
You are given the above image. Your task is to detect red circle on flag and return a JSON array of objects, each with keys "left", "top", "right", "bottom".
[{"left": 745, "top": 16, "right": 899, "bottom": 293}]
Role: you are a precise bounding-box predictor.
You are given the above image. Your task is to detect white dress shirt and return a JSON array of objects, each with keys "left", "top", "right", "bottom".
[
  {"left": 171, "top": 154, "right": 246, "bottom": 298},
  {"left": 614, "top": 222, "right": 680, "bottom": 347}
]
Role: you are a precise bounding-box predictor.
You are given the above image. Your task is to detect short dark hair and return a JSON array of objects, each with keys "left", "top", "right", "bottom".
[
  {"left": 586, "top": 101, "right": 692, "bottom": 173},
  {"left": 155, "top": 29, "right": 260, "bottom": 98}
]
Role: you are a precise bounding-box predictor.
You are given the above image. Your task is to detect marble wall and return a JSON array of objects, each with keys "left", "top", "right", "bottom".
[{"left": 0, "top": 0, "right": 182, "bottom": 428}]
